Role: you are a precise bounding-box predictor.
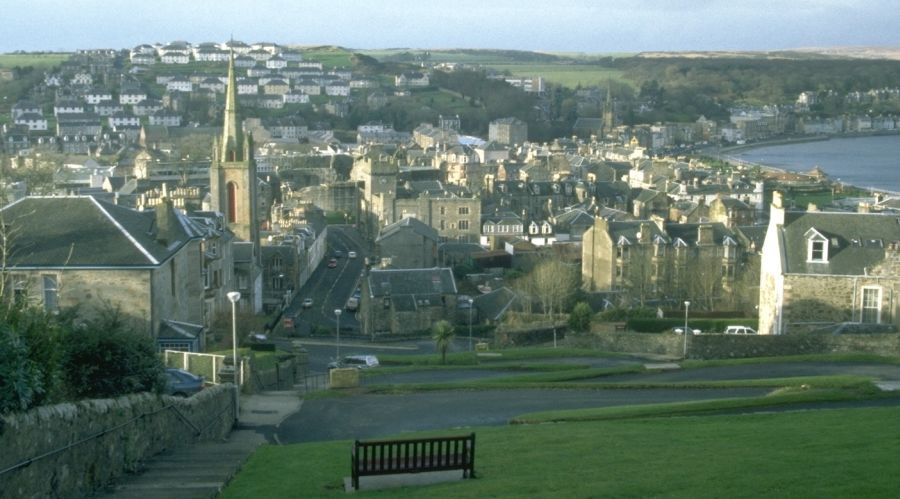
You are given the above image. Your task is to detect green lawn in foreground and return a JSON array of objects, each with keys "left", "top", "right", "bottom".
[{"left": 221, "top": 405, "right": 900, "bottom": 498}]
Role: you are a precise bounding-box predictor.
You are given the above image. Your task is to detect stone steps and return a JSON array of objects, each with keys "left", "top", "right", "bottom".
[{"left": 97, "top": 429, "right": 265, "bottom": 499}]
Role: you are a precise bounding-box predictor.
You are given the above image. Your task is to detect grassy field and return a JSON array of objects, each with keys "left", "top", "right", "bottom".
[
  {"left": 221, "top": 404, "right": 900, "bottom": 498},
  {"left": 484, "top": 63, "right": 629, "bottom": 89},
  {"left": 0, "top": 53, "right": 70, "bottom": 69}
]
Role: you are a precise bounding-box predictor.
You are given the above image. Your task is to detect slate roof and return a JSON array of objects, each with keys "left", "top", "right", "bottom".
[
  {"left": 367, "top": 268, "right": 457, "bottom": 298},
  {"left": 1, "top": 196, "right": 199, "bottom": 268},
  {"left": 780, "top": 210, "right": 900, "bottom": 275},
  {"left": 473, "top": 286, "right": 517, "bottom": 322},
  {"left": 376, "top": 217, "right": 439, "bottom": 243}
]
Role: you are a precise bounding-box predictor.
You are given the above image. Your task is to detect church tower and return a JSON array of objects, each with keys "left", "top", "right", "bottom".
[
  {"left": 210, "top": 51, "right": 259, "bottom": 249},
  {"left": 602, "top": 83, "right": 615, "bottom": 137}
]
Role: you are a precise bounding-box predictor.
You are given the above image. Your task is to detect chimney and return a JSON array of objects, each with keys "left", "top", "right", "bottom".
[
  {"left": 770, "top": 190, "right": 785, "bottom": 226},
  {"left": 639, "top": 222, "right": 652, "bottom": 243},
  {"left": 698, "top": 223, "right": 713, "bottom": 245},
  {"left": 155, "top": 197, "right": 180, "bottom": 246}
]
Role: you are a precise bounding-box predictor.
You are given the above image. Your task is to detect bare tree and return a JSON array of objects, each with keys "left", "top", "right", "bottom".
[{"left": 529, "top": 259, "right": 578, "bottom": 346}]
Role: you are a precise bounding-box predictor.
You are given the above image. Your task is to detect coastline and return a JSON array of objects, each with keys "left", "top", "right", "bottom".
[
  {"left": 718, "top": 129, "right": 900, "bottom": 155},
  {"left": 713, "top": 131, "right": 900, "bottom": 196}
]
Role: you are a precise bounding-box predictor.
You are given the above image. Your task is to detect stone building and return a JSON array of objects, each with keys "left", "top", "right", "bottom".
[
  {"left": 489, "top": 117, "right": 528, "bottom": 146},
  {"left": 1, "top": 196, "right": 210, "bottom": 351},
  {"left": 208, "top": 52, "right": 262, "bottom": 312},
  {"left": 582, "top": 215, "right": 748, "bottom": 310},
  {"left": 375, "top": 217, "right": 440, "bottom": 269},
  {"left": 758, "top": 192, "right": 900, "bottom": 335},
  {"left": 360, "top": 268, "right": 457, "bottom": 336}
]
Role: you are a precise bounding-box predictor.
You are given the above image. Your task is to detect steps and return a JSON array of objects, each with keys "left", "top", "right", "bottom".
[{"left": 97, "top": 429, "right": 265, "bottom": 499}]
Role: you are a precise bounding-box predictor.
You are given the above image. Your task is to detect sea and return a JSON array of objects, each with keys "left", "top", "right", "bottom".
[{"left": 728, "top": 134, "right": 900, "bottom": 194}]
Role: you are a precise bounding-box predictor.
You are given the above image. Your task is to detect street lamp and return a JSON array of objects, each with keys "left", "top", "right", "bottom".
[
  {"left": 683, "top": 300, "right": 691, "bottom": 359},
  {"left": 226, "top": 291, "right": 241, "bottom": 421},
  {"left": 468, "top": 298, "right": 474, "bottom": 352},
  {"left": 334, "top": 309, "right": 342, "bottom": 363}
]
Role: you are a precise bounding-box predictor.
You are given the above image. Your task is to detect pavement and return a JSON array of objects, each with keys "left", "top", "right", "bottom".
[{"left": 98, "top": 390, "right": 303, "bottom": 499}]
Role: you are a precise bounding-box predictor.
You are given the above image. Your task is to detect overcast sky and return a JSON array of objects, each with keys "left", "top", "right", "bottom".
[{"left": 4, "top": 0, "right": 898, "bottom": 53}]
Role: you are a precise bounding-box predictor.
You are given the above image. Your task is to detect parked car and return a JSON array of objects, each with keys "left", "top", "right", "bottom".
[
  {"left": 302, "top": 298, "right": 314, "bottom": 308},
  {"left": 724, "top": 325, "right": 758, "bottom": 335},
  {"left": 673, "top": 326, "right": 701, "bottom": 335},
  {"left": 327, "top": 258, "right": 338, "bottom": 268},
  {"left": 164, "top": 368, "right": 205, "bottom": 397},
  {"left": 334, "top": 250, "right": 343, "bottom": 258},
  {"left": 812, "top": 322, "right": 897, "bottom": 335},
  {"left": 348, "top": 251, "right": 357, "bottom": 258},
  {"left": 328, "top": 355, "right": 379, "bottom": 370},
  {"left": 345, "top": 297, "right": 359, "bottom": 311}
]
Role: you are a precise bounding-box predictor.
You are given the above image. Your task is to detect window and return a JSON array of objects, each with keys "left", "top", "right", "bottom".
[
  {"left": 458, "top": 206, "right": 469, "bottom": 215},
  {"left": 11, "top": 274, "right": 27, "bottom": 304},
  {"left": 272, "top": 274, "right": 284, "bottom": 290},
  {"left": 458, "top": 220, "right": 469, "bottom": 230},
  {"left": 439, "top": 206, "right": 446, "bottom": 215},
  {"left": 809, "top": 240, "right": 826, "bottom": 262},
  {"left": 227, "top": 182, "right": 237, "bottom": 223},
  {"left": 862, "top": 287, "right": 881, "bottom": 323},
  {"left": 203, "top": 269, "right": 210, "bottom": 289},
  {"left": 42, "top": 275, "right": 58, "bottom": 312},
  {"left": 271, "top": 255, "right": 283, "bottom": 271}
]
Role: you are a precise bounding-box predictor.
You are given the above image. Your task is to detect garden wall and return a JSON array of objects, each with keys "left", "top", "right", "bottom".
[
  {"left": 590, "top": 331, "right": 900, "bottom": 359},
  {"left": 0, "top": 385, "right": 234, "bottom": 499}
]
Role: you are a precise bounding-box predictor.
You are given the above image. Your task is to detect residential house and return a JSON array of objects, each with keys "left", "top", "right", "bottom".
[
  {"left": 489, "top": 117, "right": 528, "bottom": 146},
  {"left": 1, "top": 196, "right": 208, "bottom": 351},
  {"left": 582, "top": 216, "right": 747, "bottom": 310},
  {"left": 395, "top": 72, "right": 430, "bottom": 87},
  {"left": 758, "top": 192, "right": 900, "bottom": 335},
  {"left": 12, "top": 101, "right": 41, "bottom": 119},
  {"left": 361, "top": 268, "right": 457, "bottom": 336},
  {"left": 83, "top": 88, "right": 113, "bottom": 105},
  {"left": 149, "top": 109, "right": 182, "bottom": 127},
  {"left": 108, "top": 112, "right": 140, "bottom": 128},
  {"left": 13, "top": 113, "right": 48, "bottom": 132},
  {"left": 375, "top": 217, "right": 440, "bottom": 269},
  {"left": 133, "top": 99, "right": 164, "bottom": 116}
]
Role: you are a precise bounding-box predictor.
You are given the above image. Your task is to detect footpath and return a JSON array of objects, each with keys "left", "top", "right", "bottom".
[{"left": 97, "top": 391, "right": 302, "bottom": 499}]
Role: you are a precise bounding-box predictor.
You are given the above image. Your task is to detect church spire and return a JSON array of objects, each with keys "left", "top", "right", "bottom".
[{"left": 221, "top": 49, "right": 243, "bottom": 162}]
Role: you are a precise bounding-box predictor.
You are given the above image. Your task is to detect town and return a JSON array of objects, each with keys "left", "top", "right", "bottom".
[{"left": 2, "top": 38, "right": 900, "bottom": 498}]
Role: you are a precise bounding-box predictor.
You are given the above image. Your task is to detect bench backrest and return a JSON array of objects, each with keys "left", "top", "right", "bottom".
[{"left": 352, "top": 433, "right": 475, "bottom": 478}]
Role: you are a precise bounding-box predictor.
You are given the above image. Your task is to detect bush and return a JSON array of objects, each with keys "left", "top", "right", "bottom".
[
  {"left": 60, "top": 310, "right": 165, "bottom": 399},
  {"left": 0, "top": 327, "right": 44, "bottom": 414},
  {"left": 568, "top": 302, "right": 593, "bottom": 333},
  {"left": 598, "top": 307, "right": 656, "bottom": 322}
]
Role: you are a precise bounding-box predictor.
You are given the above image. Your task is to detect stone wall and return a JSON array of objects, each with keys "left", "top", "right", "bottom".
[
  {"left": 589, "top": 331, "right": 900, "bottom": 359},
  {"left": 0, "top": 385, "right": 235, "bottom": 499}
]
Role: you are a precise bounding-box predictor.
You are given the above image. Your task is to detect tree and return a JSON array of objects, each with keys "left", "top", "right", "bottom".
[
  {"left": 568, "top": 302, "right": 593, "bottom": 333},
  {"left": 529, "top": 259, "right": 578, "bottom": 347},
  {"left": 432, "top": 320, "right": 455, "bottom": 365}
]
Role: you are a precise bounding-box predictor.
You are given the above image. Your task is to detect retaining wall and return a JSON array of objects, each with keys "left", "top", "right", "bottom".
[{"left": 0, "top": 384, "right": 234, "bottom": 499}]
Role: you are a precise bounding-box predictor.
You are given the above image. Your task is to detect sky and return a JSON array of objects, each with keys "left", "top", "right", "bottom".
[{"left": 4, "top": 0, "right": 899, "bottom": 54}]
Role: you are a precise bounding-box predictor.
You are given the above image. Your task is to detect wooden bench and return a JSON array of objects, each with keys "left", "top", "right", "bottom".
[{"left": 351, "top": 433, "right": 476, "bottom": 490}]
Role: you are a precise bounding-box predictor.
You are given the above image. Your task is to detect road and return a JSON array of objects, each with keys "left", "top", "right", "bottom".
[{"left": 282, "top": 225, "right": 366, "bottom": 337}]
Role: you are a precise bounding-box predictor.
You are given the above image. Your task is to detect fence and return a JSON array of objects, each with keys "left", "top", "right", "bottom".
[{"left": 163, "top": 350, "right": 244, "bottom": 386}]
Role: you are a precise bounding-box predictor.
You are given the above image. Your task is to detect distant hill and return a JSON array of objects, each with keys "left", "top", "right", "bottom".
[{"left": 636, "top": 47, "right": 900, "bottom": 61}]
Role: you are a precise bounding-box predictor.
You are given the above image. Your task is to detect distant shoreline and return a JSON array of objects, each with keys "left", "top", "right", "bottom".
[{"left": 719, "top": 129, "right": 900, "bottom": 155}]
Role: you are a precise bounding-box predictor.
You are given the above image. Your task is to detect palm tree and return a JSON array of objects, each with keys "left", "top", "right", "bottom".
[{"left": 432, "top": 320, "right": 455, "bottom": 364}]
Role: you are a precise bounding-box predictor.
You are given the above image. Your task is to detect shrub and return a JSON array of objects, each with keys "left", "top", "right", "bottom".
[
  {"left": 568, "top": 302, "right": 593, "bottom": 333},
  {"left": 0, "top": 328, "right": 44, "bottom": 414},
  {"left": 60, "top": 310, "right": 164, "bottom": 399}
]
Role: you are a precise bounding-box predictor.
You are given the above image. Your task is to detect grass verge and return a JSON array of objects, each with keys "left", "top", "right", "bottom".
[{"left": 221, "top": 404, "right": 900, "bottom": 498}]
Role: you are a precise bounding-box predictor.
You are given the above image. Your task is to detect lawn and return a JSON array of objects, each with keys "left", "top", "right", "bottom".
[
  {"left": 484, "top": 63, "right": 629, "bottom": 89},
  {"left": 221, "top": 404, "right": 900, "bottom": 498}
]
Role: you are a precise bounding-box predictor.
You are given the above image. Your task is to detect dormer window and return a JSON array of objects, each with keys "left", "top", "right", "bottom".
[{"left": 805, "top": 228, "right": 829, "bottom": 262}]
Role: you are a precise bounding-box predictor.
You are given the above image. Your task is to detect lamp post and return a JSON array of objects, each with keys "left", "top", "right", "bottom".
[
  {"left": 683, "top": 300, "right": 691, "bottom": 359},
  {"left": 226, "top": 291, "right": 241, "bottom": 421},
  {"left": 468, "top": 298, "right": 474, "bottom": 352},
  {"left": 334, "top": 309, "right": 342, "bottom": 363}
]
